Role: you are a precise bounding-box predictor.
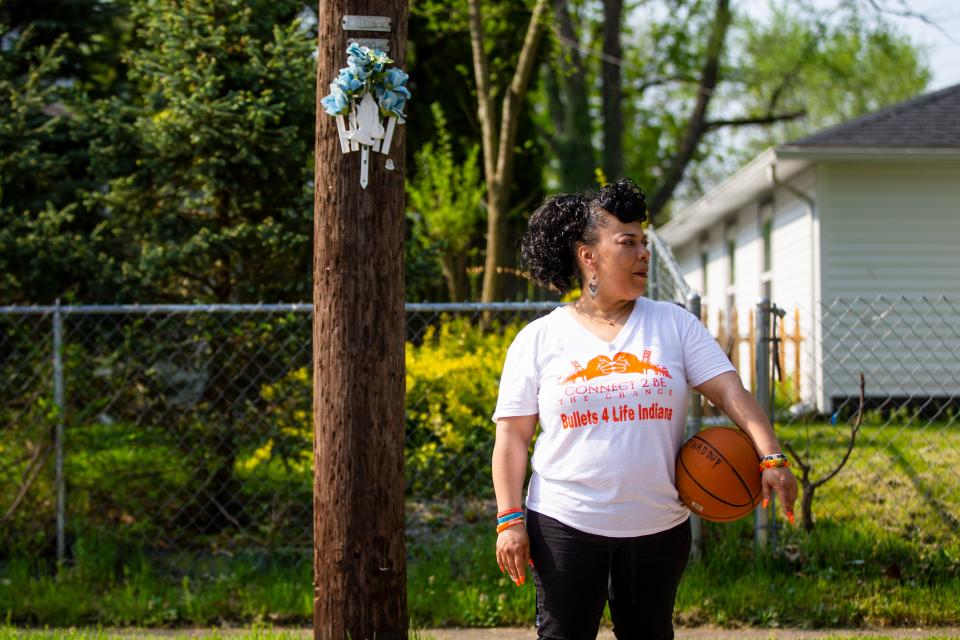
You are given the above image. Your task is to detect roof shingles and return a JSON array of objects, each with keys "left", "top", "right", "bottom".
[{"left": 787, "top": 83, "right": 960, "bottom": 148}]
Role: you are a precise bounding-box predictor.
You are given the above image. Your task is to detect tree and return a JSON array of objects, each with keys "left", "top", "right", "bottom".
[
  {"left": 0, "top": 28, "right": 102, "bottom": 304},
  {"left": 600, "top": 0, "right": 624, "bottom": 182},
  {"left": 406, "top": 103, "right": 485, "bottom": 301},
  {"left": 88, "top": 0, "right": 316, "bottom": 303},
  {"left": 542, "top": 0, "right": 930, "bottom": 222},
  {"left": 314, "top": 2, "right": 409, "bottom": 637},
  {"left": 408, "top": 0, "right": 549, "bottom": 301},
  {"left": 468, "top": 0, "right": 550, "bottom": 302},
  {"left": 543, "top": 0, "right": 595, "bottom": 192}
]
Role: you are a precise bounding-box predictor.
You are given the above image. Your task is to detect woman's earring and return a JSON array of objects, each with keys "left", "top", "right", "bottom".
[{"left": 588, "top": 273, "right": 599, "bottom": 298}]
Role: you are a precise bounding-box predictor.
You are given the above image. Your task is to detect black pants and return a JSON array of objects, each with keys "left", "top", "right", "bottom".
[{"left": 526, "top": 510, "right": 691, "bottom": 640}]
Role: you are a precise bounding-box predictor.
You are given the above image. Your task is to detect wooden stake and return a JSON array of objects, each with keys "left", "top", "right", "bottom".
[{"left": 793, "top": 307, "right": 802, "bottom": 400}]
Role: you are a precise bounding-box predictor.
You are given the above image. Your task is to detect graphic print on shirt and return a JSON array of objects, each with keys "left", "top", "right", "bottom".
[
  {"left": 562, "top": 349, "right": 671, "bottom": 383},
  {"left": 556, "top": 349, "right": 675, "bottom": 429}
]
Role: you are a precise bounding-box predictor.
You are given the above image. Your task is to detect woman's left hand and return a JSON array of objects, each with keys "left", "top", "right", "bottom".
[{"left": 761, "top": 467, "right": 798, "bottom": 524}]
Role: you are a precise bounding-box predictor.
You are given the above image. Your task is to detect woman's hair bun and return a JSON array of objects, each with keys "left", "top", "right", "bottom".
[{"left": 593, "top": 177, "right": 647, "bottom": 223}]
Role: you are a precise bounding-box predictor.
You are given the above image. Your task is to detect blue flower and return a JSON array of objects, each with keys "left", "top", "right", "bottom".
[
  {"left": 378, "top": 88, "right": 406, "bottom": 118},
  {"left": 346, "top": 42, "right": 367, "bottom": 60},
  {"left": 334, "top": 68, "right": 363, "bottom": 93},
  {"left": 383, "top": 68, "right": 409, "bottom": 89},
  {"left": 347, "top": 58, "right": 372, "bottom": 81},
  {"left": 321, "top": 87, "right": 349, "bottom": 116}
]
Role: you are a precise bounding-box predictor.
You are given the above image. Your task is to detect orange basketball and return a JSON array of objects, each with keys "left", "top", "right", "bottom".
[{"left": 675, "top": 427, "right": 762, "bottom": 522}]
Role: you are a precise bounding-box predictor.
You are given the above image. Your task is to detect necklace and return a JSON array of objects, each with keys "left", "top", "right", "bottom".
[{"left": 574, "top": 300, "right": 634, "bottom": 326}]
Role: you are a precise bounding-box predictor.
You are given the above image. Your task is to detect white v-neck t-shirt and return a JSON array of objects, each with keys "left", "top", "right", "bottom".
[{"left": 492, "top": 297, "right": 735, "bottom": 537}]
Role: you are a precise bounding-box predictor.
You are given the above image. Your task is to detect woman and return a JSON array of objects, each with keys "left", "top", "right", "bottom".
[{"left": 491, "top": 178, "right": 798, "bottom": 640}]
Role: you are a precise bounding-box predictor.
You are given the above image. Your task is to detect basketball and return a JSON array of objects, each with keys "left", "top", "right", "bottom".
[{"left": 675, "top": 427, "right": 762, "bottom": 522}]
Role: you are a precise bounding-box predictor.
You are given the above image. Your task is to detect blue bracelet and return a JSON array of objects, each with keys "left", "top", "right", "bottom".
[{"left": 497, "top": 512, "right": 525, "bottom": 525}]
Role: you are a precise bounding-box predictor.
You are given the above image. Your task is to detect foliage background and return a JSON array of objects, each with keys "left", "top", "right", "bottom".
[{"left": 1, "top": 0, "right": 932, "bottom": 305}]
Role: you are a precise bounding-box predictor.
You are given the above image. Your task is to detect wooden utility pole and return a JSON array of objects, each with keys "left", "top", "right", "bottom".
[{"left": 314, "top": 2, "right": 409, "bottom": 639}]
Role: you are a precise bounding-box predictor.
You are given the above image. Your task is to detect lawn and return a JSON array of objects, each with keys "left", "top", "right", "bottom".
[{"left": 1, "top": 421, "right": 958, "bottom": 630}]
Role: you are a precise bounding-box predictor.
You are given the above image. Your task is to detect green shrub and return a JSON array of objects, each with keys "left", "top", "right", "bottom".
[
  {"left": 233, "top": 314, "right": 524, "bottom": 500},
  {"left": 404, "top": 316, "right": 522, "bottom": 498}
]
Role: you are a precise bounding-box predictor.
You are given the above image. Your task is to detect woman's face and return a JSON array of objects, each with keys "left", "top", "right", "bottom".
[{"left": 580, "top": 213, "right": 650, "bottom": 301}]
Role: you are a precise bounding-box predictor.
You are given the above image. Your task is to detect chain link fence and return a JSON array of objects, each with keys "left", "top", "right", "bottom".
[
  {"left": 0, "top": 302, "right": 565, "bottom": 566},
  {"left": 745, "top": 296, "right": 960, "bottom": 544},
  {"left": 3, "top": 274, "right": 956, "bottom": 574}
]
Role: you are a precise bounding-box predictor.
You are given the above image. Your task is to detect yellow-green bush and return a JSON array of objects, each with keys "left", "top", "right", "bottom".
[
  {"left": 405, "top": 316, "right": 522, "bottom": 497},
  {"left": 244, "top": 315, "right": 523, "bottom": 499}
]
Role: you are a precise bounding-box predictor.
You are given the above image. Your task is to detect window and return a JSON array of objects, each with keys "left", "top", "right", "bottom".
[
  {"left": 700, "top": 251, "right": 709, "bottom": 295},
  {"left": 727, "top": 238, "right": 736, "bottom": 286},
  {"left": 762, "top": 219, "right": 773, "bottom": 273}
]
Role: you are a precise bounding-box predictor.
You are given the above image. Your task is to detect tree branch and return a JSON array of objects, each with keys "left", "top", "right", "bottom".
[
  {"left": 494, "top": 0, "right": 550, "bottom": 192},
  {"left": 865, "top": 0, "right": 958, "bottom": 43},
  {"left": 480, "top": 0, "right": 550, "bottom": 302},
  {"left": 634, "top": 75, "right": 699, "bottom": 93},
  {"left": 601, "top": 0, "right": 624, "bottom": 180},
  {"left": 784, "top": 372, "right": 865, "bottom": 530},
  {"left": 648, "top": 0, "right": 732, "bottom": 220},
  {"left": 467, "top": 0, "right": 497, "bottom": 190},
  {"left": 812, "top": 373, "right": 864, "bottom": 489},
  {"left": 704, "top": 109, "right": 806, "bottom": 131},
  {"left": 1, "top": 441, "right": 52, "bottom": 523}
]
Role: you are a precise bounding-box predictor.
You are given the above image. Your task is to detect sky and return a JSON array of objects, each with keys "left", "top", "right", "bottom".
[{"left": 882, "top": 0, "right": 960, "bottom": 90}]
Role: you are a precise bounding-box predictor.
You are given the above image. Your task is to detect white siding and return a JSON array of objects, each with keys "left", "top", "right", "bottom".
[
  {"left": 731, "top": 203, "right": 760, "bottom": 390},
  {"left": 669, "top": 169, "right": 821, "bottom": 407},
  {"left": 820, "top": 161, "right": 960, "bottom": 298},
  {"left": 818, "top": 160, "right": 960, "bottom": 408},
  {"left": 673, "top": 243, "right": 700, "bottom": 295},
  {"left": 767, "top": 168, "right": 820, "bottom": 410}
]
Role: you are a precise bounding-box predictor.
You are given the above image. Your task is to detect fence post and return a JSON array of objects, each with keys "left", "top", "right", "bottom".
[
  {"left": 649, "top": 244, "right": 659, "bottom": 300},
  {"left": 685, "top": 292, "right": 703, "bottom": 560},
  {"left": 754, "top": 298, "right": 772, "bottom": 554},
  {"left": 53, "top": 299, "right": 66, "bottom": 565}
]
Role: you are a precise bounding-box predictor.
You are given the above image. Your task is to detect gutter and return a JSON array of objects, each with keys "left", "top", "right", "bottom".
[{"left": 776, "top": 145, "right": 960, "bottom": 161}]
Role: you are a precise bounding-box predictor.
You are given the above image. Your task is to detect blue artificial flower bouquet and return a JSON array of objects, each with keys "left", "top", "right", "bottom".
[{"left": 321, "top": 44, "right": 411, "bottom": 120}]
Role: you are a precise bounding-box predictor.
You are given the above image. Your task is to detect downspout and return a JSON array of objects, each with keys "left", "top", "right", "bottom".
[{"left": 766, "top": 161, "right": 821, "bottom": 410}]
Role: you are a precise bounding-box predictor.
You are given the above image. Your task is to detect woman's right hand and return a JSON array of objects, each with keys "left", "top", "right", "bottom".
[{"left": 496, "top": 524, "right": 531, "bottom": 586}]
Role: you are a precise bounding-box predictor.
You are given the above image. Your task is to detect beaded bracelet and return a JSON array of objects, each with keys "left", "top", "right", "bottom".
[{"left": 759, "top": 453, "right": 790, "bottom": 471}]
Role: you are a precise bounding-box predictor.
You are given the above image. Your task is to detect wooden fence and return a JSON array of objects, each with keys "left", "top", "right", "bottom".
[{"left": 703, "top": 305, "right": 804, "bottom": 400}]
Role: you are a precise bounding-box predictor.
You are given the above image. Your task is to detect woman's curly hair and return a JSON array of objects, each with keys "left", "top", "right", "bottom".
[{"left": 521, "top": 178, "right": 648, "bottom": 293}]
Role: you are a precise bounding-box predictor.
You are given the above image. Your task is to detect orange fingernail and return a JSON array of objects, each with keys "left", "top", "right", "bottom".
[
  {"left": 520, "top": 575, "right": 525, "bottom": 585},
  {"left": 762, "top": 498, "right": 770, "bottom": 509},
  {"left": 787, "top": 511, "right": 795, "bottom": 525}
]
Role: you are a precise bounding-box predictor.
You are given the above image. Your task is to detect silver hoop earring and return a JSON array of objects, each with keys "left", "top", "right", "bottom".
[{"left": 588, "top": 273, "right": 599, "bottom": 298}]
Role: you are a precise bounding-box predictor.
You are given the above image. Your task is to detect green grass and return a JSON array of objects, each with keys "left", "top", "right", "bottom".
[
  {"left": 3, "top": 517, "right": 957, "bottom": 629},
  {"left": 0, "top": 626, "right": 439, "bottom": 640},
  {"left": 2, "top": 421, "right": 958, "bottom": 630},
  {"left": 775, "top": 419, "right": 960, "bottom": 537}
]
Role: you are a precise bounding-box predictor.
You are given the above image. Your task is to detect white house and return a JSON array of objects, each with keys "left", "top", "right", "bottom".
[{"left": 658, "top": 83, "right": 960, "bottom": 413}]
